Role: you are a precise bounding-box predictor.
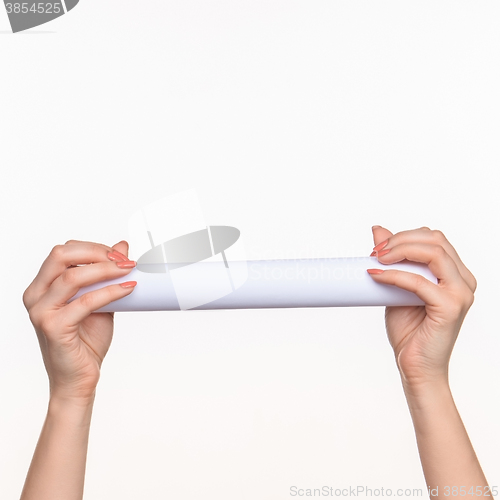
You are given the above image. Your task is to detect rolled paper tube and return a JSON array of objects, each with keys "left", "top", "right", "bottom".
[{"left": 68, "top": 257, "right": 437, "bottom": 312}]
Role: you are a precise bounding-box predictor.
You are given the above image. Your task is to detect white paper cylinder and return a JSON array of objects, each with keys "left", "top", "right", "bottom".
[{"left": 68, "top": 257, "right": 437, "bottom": 312}]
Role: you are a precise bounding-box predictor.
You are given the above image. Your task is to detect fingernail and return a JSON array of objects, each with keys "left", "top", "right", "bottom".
[
  {"left": 377, "top": 248, "right": 391, "bottom": 258},
  {"left": 116, "top": 260, "right": 136, "bottom": 269},
  {"left": 120, "top": 281, "right": 137, "bottom": 288},
  {"left": 108, "top": 251, "right": 126, "bottom": 262},
  {"left": 113, "top": 250, "right": 129, "bottom": 260},
  {"left": 367, "top": 269, "right": 384, "bottom": 275},
  {"left": 372, "top": 225, "right": 382, "bottom": 230},
  {"left": 370, "top": 251, "right": 376, "bottom": 257},
  {"left": 372, "top": 239, "right": 389, "bottom": 251}
]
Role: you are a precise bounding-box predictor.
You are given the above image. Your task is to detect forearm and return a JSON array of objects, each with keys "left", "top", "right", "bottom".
[
  {"left": 20, "top": 395, "right": 95, "bottom": 500},
  {"left": 403, "top": 379, "right": 490, "bottom": 499}
]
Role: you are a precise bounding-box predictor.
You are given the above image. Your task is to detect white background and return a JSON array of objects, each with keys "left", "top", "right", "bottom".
[{"left": 1, "top": 1, "right": 499, "bottom": 499}]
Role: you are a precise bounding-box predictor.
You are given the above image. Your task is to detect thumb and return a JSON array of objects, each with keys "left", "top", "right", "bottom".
[{"left": 371, "top": 225, "right": 393, "bottom": 247}]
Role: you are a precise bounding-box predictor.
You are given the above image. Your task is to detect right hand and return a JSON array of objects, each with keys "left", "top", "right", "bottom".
[
  {"left": 22, "top": 240, "right": 137, "bottom": 404},
  {"left": 368, "top": 226, "right": 477, "bottom": 389}
]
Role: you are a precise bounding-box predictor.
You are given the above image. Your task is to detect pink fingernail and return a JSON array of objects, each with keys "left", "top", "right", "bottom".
[
  {"left": 108, "top": 251, "right": 126, "bottom": 262},
  {"left": 370, "top": 251, "right": 376, "bottom": 257},
  {"left": 377, "top": 248, "right": 391, "bottom": 257},
  {"left": 113, "top": 250, "right": 129, "bottom": 260},
  {"left": 116, "top": 261, "right": 136, "bottom": 269},
  {"left": 120, "top": 281, "right": 137, "bottom": 288},
  {"left": 367, "top": 269, "right": 384, "bottom": 275},
  {"left": 372, "top": 239, "right": 389, "bottom": 252}
]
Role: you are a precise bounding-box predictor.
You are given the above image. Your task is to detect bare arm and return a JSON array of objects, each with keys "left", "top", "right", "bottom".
[
  {"left": 368, "top": 226, "right": 490, "bottom": 499},
  {"left": 20, "top": 397, "right": 95, "bottom": 500},
  {"left": 404, "top": 380, "right": 489, "bottom": 497},
  {"left": 21, "top": 241, "right": 137, "bottom": 500}
]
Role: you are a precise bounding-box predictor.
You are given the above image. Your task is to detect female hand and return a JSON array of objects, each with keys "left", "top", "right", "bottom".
[
  {"left": 368, "top": 226, "right": 477, "bottom": 389},
  {"left": 22, "top": 240, "right": 137, "bottom": 403}
]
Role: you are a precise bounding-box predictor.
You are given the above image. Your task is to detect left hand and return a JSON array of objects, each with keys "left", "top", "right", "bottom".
[
  {"left": 22, "top": 240, "right": 136, "bottom": 403},
  {"left": 367, "top": 226, "right": 477, "bottom": 389}
]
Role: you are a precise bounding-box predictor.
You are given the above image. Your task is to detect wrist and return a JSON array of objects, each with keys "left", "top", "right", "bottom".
[
  {"left": 49, "top": 380, "right": 98, "bottom": 407},
  {"left": 48, "top": 392, "right": 96, "bottom": 418},
  {"left": 401, "top": 376, "right": 453, "bottom": 413},
  {"left": 397, "top": 362, "right": 450, "bottom": 399}
]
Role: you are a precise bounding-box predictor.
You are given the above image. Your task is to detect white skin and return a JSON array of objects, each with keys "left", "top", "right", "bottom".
[
  {"left": 369, "top": 226, "right": 490, "bottom": 498},
  {"left": 20, "top": 228, "right": 491, "bottom": 500},
  {"left": 21, "top": 240, "right": 137, "bottom": 500}
]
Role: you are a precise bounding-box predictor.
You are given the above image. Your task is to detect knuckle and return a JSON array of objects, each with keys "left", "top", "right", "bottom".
[
  {"left": 431, "top": 229, "right": 446, "bottom": 242},
  {"left": 413, "top": 274, "right": 429, "bottom": 290},
  {"left": 79, "top": 292, "right": 95, "bottom": 311},
  {"left": 28, "top": 304, "right": 42, "bottom": 327},
  {"left": 22, "top": 288, "right": 32, "bottom": 310},
  {"left": 49, "top": 244, "right": 65, "bottom": 261},
  {"left": 28, "top": 306, "right": 56, "bottom": 333},
  {"left": 445, "top": 288, "right": 474, "bottom": 315},
  {"left": 61, "top": 267, "right": 79, "bottom": 286},
  {"left": 419, "top": 226, "right": 431, "bottom": 231},
  {"left": 463, "top": 290, "right": 475, "bottom": 309},
  {"left": 65, "top": 239, "right": 77, "bottom": 245},
  {"left": 470, "top": 274, "right": 478, "bottom": 293},
  {"left": 431, "top": 244, "right": 446, "bottom": 258}
]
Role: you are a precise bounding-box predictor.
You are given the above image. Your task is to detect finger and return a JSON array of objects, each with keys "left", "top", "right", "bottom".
[
  {"left": 65, "top": 241, "right": 130, "bottom": 265},
  {"left": 375, "top": 242, "right": 464, "bottom": 288},
  {"left": 64, "top": 240, "right": 115, "bottom": 253},
  {"left": 26, "top": 243, "right": 118, "bottom": 305},
  {"left": 376, "top": 228, "right": 476, "bottom": 292},
  {"left": 64, "top": 240, "right": 114, "bottom": 268},
  {"left": 371, "top": 225, "right": 393, "bottom": 248},
  {"left": 61, "top": 282, "right": 137, "bottom": 326},
  {"left": 427, "top": 230, "right": 476, "bottom": 292},
  {"left": 371, "top": 225, "right": 431, "bottom": 251},
  {"left": 367, "top": 268, "right": 444, "bottom": 307},
  {"left": 38, "top": 260, "right": 137, "bottom": 309},
  {"left": 111, "top": 240, "right": 130, "bottom": 261}
]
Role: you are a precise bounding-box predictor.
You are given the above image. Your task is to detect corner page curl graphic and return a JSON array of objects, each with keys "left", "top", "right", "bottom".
[
  {"left": 125, "top": 189, "right": 248, "bottom": 311},
  {"left": 4, "top": 0, "right": 79, "bottom": 33}
]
